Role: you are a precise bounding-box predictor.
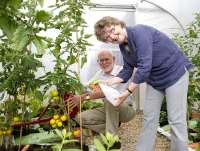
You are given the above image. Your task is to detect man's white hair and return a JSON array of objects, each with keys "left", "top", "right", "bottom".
[{"left": 97, "top": 49, "right": 114, "bottom": 59}]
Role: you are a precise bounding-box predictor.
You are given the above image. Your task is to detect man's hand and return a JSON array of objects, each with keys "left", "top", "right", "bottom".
[{"left": 65, "top": 94, "right": 88, "bottom": 110}]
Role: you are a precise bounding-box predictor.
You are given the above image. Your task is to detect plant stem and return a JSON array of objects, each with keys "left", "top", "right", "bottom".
[{"left": 59, "top": 136, "right": 65, "bottom": 151}]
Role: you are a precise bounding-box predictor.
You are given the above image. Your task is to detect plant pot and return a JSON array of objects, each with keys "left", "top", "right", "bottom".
[
  {"left": 188, "top": 142, "right": 200, "bottom": 149},
  {"left": 191, "top": 112, "right": 200, "bottom": 119}
]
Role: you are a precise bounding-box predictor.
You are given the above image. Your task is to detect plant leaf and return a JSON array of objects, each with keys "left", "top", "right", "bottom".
[
  {"left": 37, "top": 0, "right": 44, "bottom": 7},
  {"left": 11, "top": 26, "right": 30, "bottom": 51},
  {"left": 94, "top": 138, "right": 106, "bottom": 151},
  {"left": 63, "top": 139, "right": 78, "bottom": 145},
  {"left": 14, "top": 131, "right": 61, "bottom": 145},
  {"left": 52, "top": 144, "right": 62, "bottom": 151},
  {"left": 33, "top": 36, "right": 48, "bottom": 54},
  {"left": 36, "top": 10, "right": 52, "bottom": 23},
  {"left": 100, "top": 133, "right": 109, "bottom": 146},
  {"left": 8, "top": 0, "right": 22, "bottom": 9},
  {"left": 0, "top": 15, "right": 18, "bottom": 40},
  {"left": 55, "top": 129, "right": 64, "bottom": 139}
]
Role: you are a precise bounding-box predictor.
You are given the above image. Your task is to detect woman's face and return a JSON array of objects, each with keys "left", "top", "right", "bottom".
[{"left": 103, "top": 25, "right": 127, "bottom": 44}]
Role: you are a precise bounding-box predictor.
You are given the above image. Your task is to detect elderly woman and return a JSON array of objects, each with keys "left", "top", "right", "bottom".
[{"left": 94, "top": 16, "right": 193, "bottom": 151}]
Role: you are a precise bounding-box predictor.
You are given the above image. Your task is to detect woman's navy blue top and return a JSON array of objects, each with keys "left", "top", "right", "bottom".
[{"left": 117, "top": 25, "right": 193, "bottom": 91}]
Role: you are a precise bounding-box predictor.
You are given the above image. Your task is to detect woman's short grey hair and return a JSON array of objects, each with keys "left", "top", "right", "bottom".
[{"left": 94, "top": 16, "right": 126, "bottom": 42}]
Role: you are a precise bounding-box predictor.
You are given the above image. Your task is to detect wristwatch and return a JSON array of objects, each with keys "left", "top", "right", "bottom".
[{"left": 126, "top": 88, "right": 132, "bottom": 94}]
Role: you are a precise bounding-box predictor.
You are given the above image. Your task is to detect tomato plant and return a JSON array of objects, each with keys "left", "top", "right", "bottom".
[
  {"left": 0, "top": 0, "right": 92, "bottom": 150},
  {"left": 173, "top": 13, "right": 200, "bottom": 115}
]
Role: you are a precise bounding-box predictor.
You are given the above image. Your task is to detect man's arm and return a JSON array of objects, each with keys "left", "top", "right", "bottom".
[
  {"left": 84, "top": 88, "right": 105, "bottom": 100},
  {"left": 66, "top": 86, "right": 105, "bottom": 109}
]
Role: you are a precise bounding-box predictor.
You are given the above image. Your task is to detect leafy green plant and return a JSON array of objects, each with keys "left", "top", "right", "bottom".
[
  {"left": 173, "top": 13, "right": 200, "bottom": 115},
  {"left": 188, "top": 120, "right": 200, "bottom": 143},
  {"left": 51, "top": 129, "right": 81, "bottom": 151},
  {"left": 94, "top": 132, "right": 120, "bottom": 151},
  {"left": 0, "top": 0, "right": 92, "bottom": 149},
  {"left": 82, "top": 99, "right": 104, "bottom": 110}
]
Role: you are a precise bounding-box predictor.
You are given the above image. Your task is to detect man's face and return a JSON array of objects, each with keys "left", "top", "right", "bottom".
[{"left": 97, "top": 52, "right": 115, "bottom": 74}]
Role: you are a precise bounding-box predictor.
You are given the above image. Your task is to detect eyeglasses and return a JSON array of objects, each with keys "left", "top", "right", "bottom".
[{"left": 103, "top": 26, "right": 115, "bottom": 40}]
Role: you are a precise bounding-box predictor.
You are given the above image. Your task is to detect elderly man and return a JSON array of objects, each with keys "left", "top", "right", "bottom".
[{"left": 71, "top": 49, "right": 135, "bottom": 136}]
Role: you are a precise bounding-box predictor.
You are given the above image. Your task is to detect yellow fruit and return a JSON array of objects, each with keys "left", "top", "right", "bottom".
[
  {"left": 53, "top": 114, "right": 59, "bottom": 120},
  {"left": 2, "top": 131, "right": 6, "bottom": 135},
  {"left": 55, "top": 119, "right": 60, "bottom": 124},
  {"left": 0, "top": 130, "right": 2, "bottom": 136},
  {"left": 13, "top": 117, "right": 20, "bottom": 122},
  {"left": 50, "top": 119, "right": 56, "bottom": 125},
  {"left": 51, "top": 90, "right": 59, "bottom": 97},
  {"left": 6, "top": 129, "right": 12, "bottom": 135},
  {"left": 61, "top": 115, "right": 68, "bottom": 122},
  {"left": 73, "top": 129, "right": 81, "bottom": 138},
  {"left": 53, "top": 96, "right": 60, "bottom": 101},
  {"left": 57, "top": 121, "right": 63, "bottom": 127}
]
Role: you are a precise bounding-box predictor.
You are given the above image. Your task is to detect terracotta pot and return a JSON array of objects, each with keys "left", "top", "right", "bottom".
[
  {"left": 188, "top": 142, "right": 200, "bottom": 149},
  {"left": 191, "top": 112, "right": 200, "bottom": 119}
]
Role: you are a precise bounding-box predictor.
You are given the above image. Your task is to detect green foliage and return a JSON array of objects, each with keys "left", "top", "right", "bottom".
[
  {"left": 0, "top": 43, "right": 43, "bottom": 95},
  {"left": 188, "top": 120, "right": 200, "bottom": 143},
  {"left": 173, "top": 13, "right": 200, "bottom": 114},
  {"left": 11, "top": 26, "right": 30, "bottom": 51},
  {"left": 94, "top": 138, "right": 106, "bottom": 151},
  {"left": 94, "top": 132, "right": 120, "bottom": 151},
  {"left": 0, "top": 0, "right": 92, "bottom": 149},
  {"left": 82, "top": 100, "right": 104, "bottom": 110},
  {"left": 159, "top": 98, "right": 168, "bottom": 126},
  {"left": 0, "top": 15, "right": 18, "bottom": 39},
  {"left": 36, "top": 10, "right": 53, "bottom": 24},
  {"left": 52, "top": 129, "right": 79, "bottom": 151},
  {"left": 14, "top": 130, "right": 62, "bottom": 145},
  {"left": 0, "top": 0, "right": 91, "bottom": 102}
]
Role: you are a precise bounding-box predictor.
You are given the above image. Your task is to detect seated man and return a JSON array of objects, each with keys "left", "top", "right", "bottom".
[{"left": 70, "top": 49, "right": 135, "bottom": 136}]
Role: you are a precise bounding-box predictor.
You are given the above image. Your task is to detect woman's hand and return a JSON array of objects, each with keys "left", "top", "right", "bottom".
[
  {"left": 113, "top": 91, "right": 130, "bottom": 107},
  {"left": 113, "top": 82, "right": 138, "bottom": 107}
]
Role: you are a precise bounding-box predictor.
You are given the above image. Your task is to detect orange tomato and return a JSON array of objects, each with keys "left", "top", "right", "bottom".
[{"left": 73, "top": 129, "right": 81, "bottom": 138}]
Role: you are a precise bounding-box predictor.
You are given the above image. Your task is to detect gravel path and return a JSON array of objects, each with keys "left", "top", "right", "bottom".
[{"left": 118, "top": 111, "right": 170, "bottom": 151}]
